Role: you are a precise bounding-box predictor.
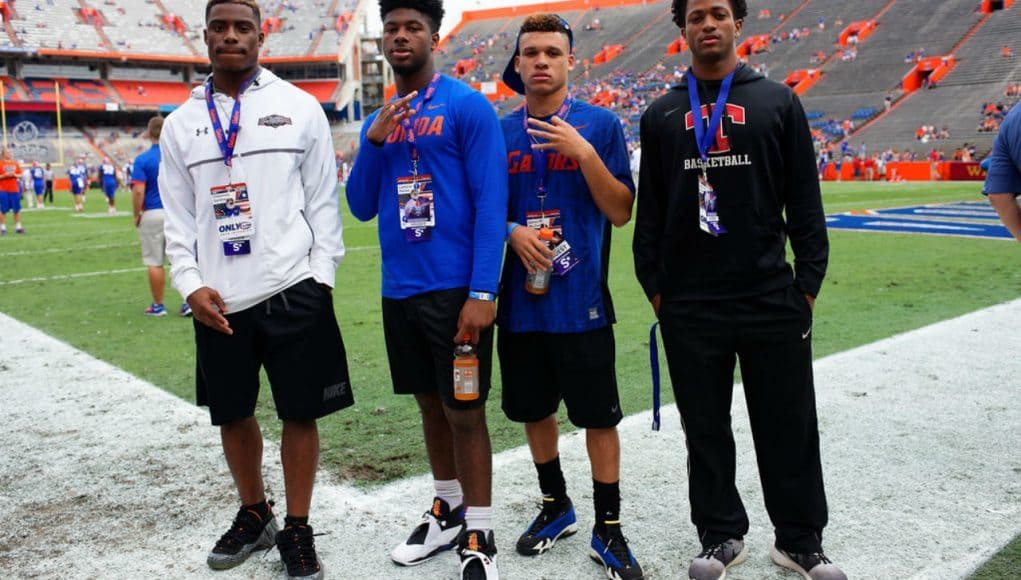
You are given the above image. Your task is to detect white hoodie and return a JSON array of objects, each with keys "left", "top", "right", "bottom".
[{"left": 159, "top": 69, "right": 343, "bottom": 313}]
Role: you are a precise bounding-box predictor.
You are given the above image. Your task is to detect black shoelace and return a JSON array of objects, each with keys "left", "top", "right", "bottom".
[
  {"left": 213, "top": 509, "right": 265, "bottom": 553},
  {"left": 276, "top": 526, "right": 322, "bottom": 575},
  {"left": 524, "top": 501, "right": 565, "bottom": 536},
  {"left": 600, "top": 526, "right": 634, "bottom": 568}
]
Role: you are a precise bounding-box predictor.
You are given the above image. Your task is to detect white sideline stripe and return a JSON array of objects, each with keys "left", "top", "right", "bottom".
[
  {"left": 0, "top": 242, "right": 134, "bottom": 257},
  {"left": 1, "top": 301, "right": 1019, "bottom": 579},
  {"left": 0, "top": 246, "right": 380, "bottom": 285},
  {"left": 0, "top": 267, "right": 146, "bottom": 286}
]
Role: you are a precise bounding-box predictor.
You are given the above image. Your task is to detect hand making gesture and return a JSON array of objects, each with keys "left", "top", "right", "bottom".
[
  {"left": 366, "top": 90, "right": 419, "bottom": 146},
  {"left": 527, "top": 116, "right": 596, "bottom": 163}
]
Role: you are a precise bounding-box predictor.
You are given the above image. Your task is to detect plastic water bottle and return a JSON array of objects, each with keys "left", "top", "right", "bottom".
[
  {"left": 453, "top": 334, "right": 480, "bottom": 401},
  {"left": 525, "top": 227, "right": 555, "bottom": 295}
]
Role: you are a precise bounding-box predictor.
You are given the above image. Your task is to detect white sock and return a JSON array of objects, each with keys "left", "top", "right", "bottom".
[
  {"left": 464, "top": 505, "right": 492, "bottom": 533},
  {"left": 1, "top": 224, "right": 6, "bottom": 231},
  {"left": 434, "top": 478, "right": 463, "bottom": 510}
]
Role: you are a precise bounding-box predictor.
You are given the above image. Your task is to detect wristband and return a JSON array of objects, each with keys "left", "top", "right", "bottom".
[
  {"left": 468, "top": 290, "right": 495, "bottom": 302},
  {"left": 506, "top": 221, "right": 520, "bottom": 239}
]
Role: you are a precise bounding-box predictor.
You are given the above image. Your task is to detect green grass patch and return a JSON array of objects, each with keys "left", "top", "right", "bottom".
[
  {"left": 971, "top": 533, "right": 1021, "bottom": 579},
  {"left": 0, "top": 181, "right": 1016, "bottom": 487}
]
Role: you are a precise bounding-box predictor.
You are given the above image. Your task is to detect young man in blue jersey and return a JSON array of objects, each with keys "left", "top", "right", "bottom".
[
  {"left": 346, "top": 1, "right": 507, "bottom": 578},
  {"left": 497, "top": 14, "right": 643, "bottom": 580},
  {"left": 984, "top": 104, "right": 1021, "bottom": 241},
  {"left": 100, "top": 157, "right": 118, "bottom": 215},
  {"left": 634, "top": 1, "right": 845, "bottom": 579},
  {"left": 30, "top": 161, "right": 45, "bottom": 209},
  {"left": 132, "top": 116, "right": 190, "bottom": 317},
  {"left": 68, "top": 156, "right": 86, "bottom": 212}
]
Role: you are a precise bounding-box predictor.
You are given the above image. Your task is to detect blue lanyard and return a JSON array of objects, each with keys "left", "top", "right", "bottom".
[
  {"left": 649, "top": 321, "right": 661, "bottom": 431},
  {"left": 204, "top": 68, "right": 261, "bottom": 168},
  {"left": 394, "top": 73, "right": 441, "bottom": 177},
  {"left": 524, "top": 96, "right": 573, "bottom": 206},
  {"left": 686, "top": 68, "right": 735, "bottom": 163}
]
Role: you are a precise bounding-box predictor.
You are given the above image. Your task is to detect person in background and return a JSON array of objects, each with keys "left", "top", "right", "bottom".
[
  {"left": 984, "top": 103, "right": 1021, "bottom": 242},
  {"left": 0, "top": 148, "right": 23, "bottom": 235}
]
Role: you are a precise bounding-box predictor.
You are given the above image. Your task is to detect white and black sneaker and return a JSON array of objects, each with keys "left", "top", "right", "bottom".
[
  {"left": 390, "top": 497, "right": 465, "bottom": 566},
  {"left": 459, "top": 529, "right": 499, "bottom": 580}
]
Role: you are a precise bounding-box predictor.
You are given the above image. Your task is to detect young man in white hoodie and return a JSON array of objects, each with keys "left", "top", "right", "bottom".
[{"left": 159, "top": 2, "right": 352, "bottom": 578}]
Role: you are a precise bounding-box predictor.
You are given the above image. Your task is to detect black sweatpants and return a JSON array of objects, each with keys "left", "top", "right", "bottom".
[{"left": 658, "top": 285, "right": 828, "bottom": 553}]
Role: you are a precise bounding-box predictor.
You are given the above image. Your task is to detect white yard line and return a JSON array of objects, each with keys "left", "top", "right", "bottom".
[
  {"left": 0, "top": 267, "right": 147, "bottom": 286},
  {"left": 0, "top": 242, "right": 135, "bottom": 257},
  {"left": 1, "top": 301, "right": 1019, "bottom": 579}
]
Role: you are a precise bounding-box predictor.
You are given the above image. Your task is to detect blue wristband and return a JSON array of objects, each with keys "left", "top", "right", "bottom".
[
  {"left": 506, "top": 221, "right": 520, "bottom": 239},
  {"left": 468, "top": 290, "right": 495, "bottom": 302}
]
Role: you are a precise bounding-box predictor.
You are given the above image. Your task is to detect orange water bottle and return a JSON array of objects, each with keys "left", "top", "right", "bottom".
[
  {"left": 524, "top": 227, "right": 555, "bottom": 295},
  {"left": 453, "top": 334, "right": 480, "bottom": 401}
]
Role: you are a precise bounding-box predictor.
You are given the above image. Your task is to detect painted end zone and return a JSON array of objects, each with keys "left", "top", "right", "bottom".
[{"left": 827, "top": 200, "right": 1013, "bottom": 240}]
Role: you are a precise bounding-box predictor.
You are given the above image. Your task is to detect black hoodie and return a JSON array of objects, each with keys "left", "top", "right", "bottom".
[{"left": 633, "top": 64, "right": 828, "bottom": 302}]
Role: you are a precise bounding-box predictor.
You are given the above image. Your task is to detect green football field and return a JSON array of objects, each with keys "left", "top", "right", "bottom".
[{"left": 0, "top": 181, "right": 1018, "bottom": 576}]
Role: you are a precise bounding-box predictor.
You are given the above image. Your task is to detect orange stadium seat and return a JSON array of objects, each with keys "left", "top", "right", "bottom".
[
  {"left": 0, "top": 78, "right": 27, "bottom": 102},
  {"left": 110, "top": 81, "right": 192, "bottom": 107},
  {"left": 293, "top": 81, "right": 339, "bottom": 103}
]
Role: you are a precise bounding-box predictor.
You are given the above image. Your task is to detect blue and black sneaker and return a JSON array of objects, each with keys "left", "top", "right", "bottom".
[
  {"left": 516, "top": 497, "right": 578, "bottom": 555},
  {"left": 590, "top": 523, "right": 643, "bottom": 580}
]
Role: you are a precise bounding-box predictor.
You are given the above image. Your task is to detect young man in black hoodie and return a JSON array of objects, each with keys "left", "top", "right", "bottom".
[{"left": 633, "top": 1, "right": 846, "bottom": 580}]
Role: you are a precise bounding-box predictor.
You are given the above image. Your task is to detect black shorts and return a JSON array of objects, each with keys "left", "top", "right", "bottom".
[
  {"left": 498, "top": 325, "right": 622, "bottom": 429},
  {"left": 382, "top": 287, "right": 492, "bottom": 409},
  {"left": 195, "top": 278, "right": 353, "bottom": 426}
]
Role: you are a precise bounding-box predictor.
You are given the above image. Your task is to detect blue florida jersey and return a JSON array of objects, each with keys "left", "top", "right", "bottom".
[
  {"left": 347, "top": 75, "right": 508, "bottom": 298},
  {"left": 497, "top": 100, "right": 634, "bottom": 333},
  {"left": 31, "top": 167, "right": 44, "bottom": 183},
  {"left": 101, "top": 163, "right": 117, "bottom": 183}
]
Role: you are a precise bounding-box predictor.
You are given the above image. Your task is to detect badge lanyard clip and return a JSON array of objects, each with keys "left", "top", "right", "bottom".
[
  {"left": 525, "top": 96, "right": 574, "bottom": 225},
  {"left": 686, "top": 69, "right": 735, "bottom": 237},
  {"left": 395, "top": 73, "right": 441, "bottom": 190},
  {"left": 205, "top": 68, "right": 261, "bottom": 181}
]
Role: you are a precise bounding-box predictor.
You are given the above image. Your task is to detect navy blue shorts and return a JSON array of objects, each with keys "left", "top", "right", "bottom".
[{"left": 0, "top": 192, "right": 21, "bottom": 214}]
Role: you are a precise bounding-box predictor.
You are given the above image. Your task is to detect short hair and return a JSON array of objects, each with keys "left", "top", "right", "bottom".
[
  {"left": 671, "top": 0, "right": 747, "bottom": 28},
  {"left": 379, "top": 0, "right": 444, "bottom": 34},
  {"left": 520, "top": 13, "right": 570, "bottom": 36},
  {"left": 147, "top": 116, "right": 164, "bottom": 140},
  {"left": 206, "top": 0, "right": 261, "bottom": 24}
]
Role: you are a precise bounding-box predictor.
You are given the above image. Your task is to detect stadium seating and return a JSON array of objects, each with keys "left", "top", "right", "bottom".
[
  {"left": 109, "top": 81, "right": 192, "bottom": 108},
  {"left": 853, "top": 2, "right": 1020, "bottom": 156},
  {"left": 10, "top": 0, "right": 105, "bottom": 51},
  {"left": 293, "top": 80, "right": 339, "bottom": 102}
]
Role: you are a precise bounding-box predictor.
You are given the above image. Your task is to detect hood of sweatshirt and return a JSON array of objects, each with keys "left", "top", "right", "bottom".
[{"left": 188, "top": 67, "right": 279, "bottom": 101}]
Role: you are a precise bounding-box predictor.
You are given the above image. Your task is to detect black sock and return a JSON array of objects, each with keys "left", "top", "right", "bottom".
[
  {"left": 593, "top": 479, "right": 620, "bottom": 534},
  {"left": 243, "top": 500, "right": 272, "bottom": 521},
  {"left": 284, "top": 515, "right": 309, "bottom": 528},
  {"left": 535, "top": 456, "right": 568, "bottom": 503}
]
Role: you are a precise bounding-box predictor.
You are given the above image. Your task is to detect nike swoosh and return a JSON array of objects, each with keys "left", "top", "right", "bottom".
[
  {"left": 573, "top": 124, "right": 589, "bottom": 131},
  {"left": 802, "top": 326, "right": 812, "bottom": 340},
  {"left": 427, "top": 103, "right": 445, "bottom": 110},
  {"left": 664, "top": 106, "right": 682, "bottom": 117}
]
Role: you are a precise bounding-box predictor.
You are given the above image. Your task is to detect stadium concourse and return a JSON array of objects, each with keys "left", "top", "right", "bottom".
[{"left": 1, "top": 299, "right": 1019, "bottom": 578}]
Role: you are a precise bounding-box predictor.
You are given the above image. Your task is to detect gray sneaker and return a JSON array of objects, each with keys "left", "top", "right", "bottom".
[
  {"left": 207, "top": 506, "right": 279, "bottom": 570},
  {"left": 769, "top": 545, "right": 847, "bottom": 580},
  {"left": 688, "top": 538, "right": 748, "bottom": 580}
]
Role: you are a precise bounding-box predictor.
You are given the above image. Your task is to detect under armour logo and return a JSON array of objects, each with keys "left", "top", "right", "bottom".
[{"left": 195, "top": 127, "right": 209, "bottom": 136}]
